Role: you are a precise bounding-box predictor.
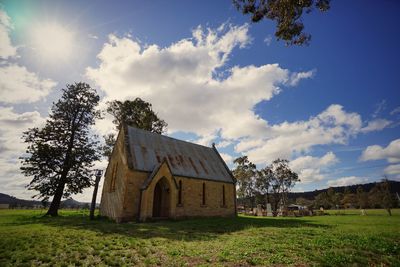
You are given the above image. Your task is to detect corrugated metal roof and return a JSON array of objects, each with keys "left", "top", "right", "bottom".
[{"left": 126, "top": 126, "right": 234, "bottom": 183}]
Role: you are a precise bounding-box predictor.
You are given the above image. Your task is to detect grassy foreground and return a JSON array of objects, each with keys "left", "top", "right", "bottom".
[{"left": 0, "top": 209, "right": 399, "bottom": 266}]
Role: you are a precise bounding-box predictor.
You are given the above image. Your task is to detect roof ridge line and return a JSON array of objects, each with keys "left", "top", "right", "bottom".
[{"left": 127, "top": 125, "right": 214, "bottom": 150}]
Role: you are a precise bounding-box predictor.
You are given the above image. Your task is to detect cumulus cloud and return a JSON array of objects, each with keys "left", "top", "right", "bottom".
[
  {"left": 0, "top": 64, "right": 57, "bottom": 104},
  {"left": 288, "top": 69, "right": 315, "bottom": 86},
  {"left": 220, "top": 153, "right": 233, "bottom": 166},
  {"left": 384, "top": 164, "right": 400, "bottom": 175},
  {"left": 290, "top": 152, "right": 338, "bottom": 171},
  {"left": 0, "top": 107, "right": 46, "bottom": 154},
  {"left": 86, "top": 23, "right": 389, "bottom": 183},
  {"left": 87, "top": 24, "right": 313, "bottom": 141},
  {"left": 289, "top": 152, "right": 339, "bottom": 183},
  {"left": 215, "top": 140, "right": 232, "bottom": 149},
  {"left": 372, "top": 100, "right": 386, "bottom": 118},
  {"left": 0, "top": 9, "right": 17, "bottom": 59},
  {"left": 0, "top": 107, "right": 47, "bottom": 199},
  {"left": 263, "top": 35, "right": 272, "bottom": 46},
  {"left": 0, "top": 9, "right": 57, "bottom": 104},
  {"left": 361, "top": 118, "right": 392, "bottom": 133},
  {"left": 242, "top": 104, "right": 362, "bottom": 164},
  {"left": 360, "top": 139, "right": 400, "bottom": 163},
  {"left": 327, "top": 176, "right": 368, "bottom": 187},
  {"left": 390, "top": 106, "right": 400, "bottom": 115}
]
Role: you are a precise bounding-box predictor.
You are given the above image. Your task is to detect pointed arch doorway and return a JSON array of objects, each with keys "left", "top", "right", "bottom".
[{"left": 152, "top": 177, "right": 171, "bottom": 218}]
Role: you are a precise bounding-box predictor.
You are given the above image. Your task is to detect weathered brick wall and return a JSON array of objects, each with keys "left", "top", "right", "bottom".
[
  {"left": 120, "top": 170, "right": 147, "bottom": 221},
  {"left": 174, "top": 176, "right": 235, "bottom": 218},
  {"left": 136, "top": 162, "right": 236, "bottom": 221},
  {"left": 99, "top": 130, "right": 129, "bottom": 222}
]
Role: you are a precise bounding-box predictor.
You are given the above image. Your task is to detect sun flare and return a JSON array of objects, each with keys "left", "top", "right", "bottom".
[{"left": 29, "top": 22, "right": 75, "bottom": 63}]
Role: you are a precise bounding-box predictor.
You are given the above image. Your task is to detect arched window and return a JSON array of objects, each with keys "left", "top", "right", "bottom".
[
  {"left": 222, "top": 185, "right": 226, "bottom": 206},
  {"left": 202, "top": 182, "right": 206, "bottom": 205},
  {"left": 178, "top": 180, "right": 182, "bottom": 205},
  {"left": 109, "top": 162, "right": 118, "bottom": 192}
]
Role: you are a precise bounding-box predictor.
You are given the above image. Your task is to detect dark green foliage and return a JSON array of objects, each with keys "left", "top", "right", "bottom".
[
  {"left": 232, "top": 156, "right": 257, "bottom": 208},
  {"left": 20, "top": 82, "right": 101, "bottom": 216},
  {"left": 266, "top": 159, "right": 299, "bottom": 214},
  {"left": 372, "top": 178, "right": 396, "bottom": 216},
  {"left": 314, "top": 191, "right": 331, "bottom": 209},
  {"left": 233, "top": 0, "right": 330, "bottom": 45},
  {"left": 101, "top": 133, "right": 116, "bottom": 159},
  {"left": 356, "top": 186, "right": 369, "bottom": 209},
  {"left": 295, "top": 197, "right": 313, "bottom": 208},
  {"left": 102, "top": 98, "right": 168, "bottom": 158},
  {"left": 106, "top": 98, "right": 167, "bottom": 132},
  {"left": 233, "top": 157, "right": 299, "bottom": 214}
]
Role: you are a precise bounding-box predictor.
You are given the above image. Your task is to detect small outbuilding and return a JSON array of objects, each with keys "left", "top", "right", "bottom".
[{"left": 100, "top": 125, "right": 237, "bottom": 222}]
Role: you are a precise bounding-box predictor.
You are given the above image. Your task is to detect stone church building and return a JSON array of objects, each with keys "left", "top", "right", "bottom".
[{"left": 100, "top": 125, "right": 237, "bottom": 222}]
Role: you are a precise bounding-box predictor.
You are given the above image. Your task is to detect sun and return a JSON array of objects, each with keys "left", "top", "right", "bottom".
[{"left": 29, "top": 22, "right": 75, "bottom": 63}]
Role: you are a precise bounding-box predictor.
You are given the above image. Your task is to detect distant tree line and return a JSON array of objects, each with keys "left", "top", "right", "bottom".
[
  {"left": 232, "top": 156, "right": 299, "bottom": 216},
  {"left": 296, "top": 179, "right": 398, "bottom": 216},
  {"left": 233, "top": 154, "right": 398, "bottom": 217}
]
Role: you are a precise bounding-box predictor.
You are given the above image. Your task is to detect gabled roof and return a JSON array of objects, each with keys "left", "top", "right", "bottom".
[{"left": 124, "top": 126, "right": 235, "bottom": 183}]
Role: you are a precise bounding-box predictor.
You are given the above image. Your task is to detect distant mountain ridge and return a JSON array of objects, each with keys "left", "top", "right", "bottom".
[
  {"left": 0, "top": 193, "right": 94, "bottom": 208},
  {"left": 288, "top": 180, "right": 400, "bottom": 200}
]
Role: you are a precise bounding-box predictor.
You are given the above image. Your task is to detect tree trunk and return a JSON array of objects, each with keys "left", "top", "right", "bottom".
[
  {"left": 46, "top": 180, "right": 66, "bottom": 216},
  {"left": 386, "top": 208, "right": 392, "bottom": 216},
  {"left": 46, "top": 115, "right": 77, "bottom": 217},
  {"left": 90, "top": 174, "right": 101, "bottom": 220}
]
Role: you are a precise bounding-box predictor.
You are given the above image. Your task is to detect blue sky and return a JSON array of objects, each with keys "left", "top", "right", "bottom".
[{"left": 0, "top": 0, "right": 399, "bottom": 201}]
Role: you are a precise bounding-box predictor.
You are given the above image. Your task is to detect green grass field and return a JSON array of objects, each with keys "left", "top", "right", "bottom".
[{"left": 0, "top": 209, "right": 399, "bottom": 266}]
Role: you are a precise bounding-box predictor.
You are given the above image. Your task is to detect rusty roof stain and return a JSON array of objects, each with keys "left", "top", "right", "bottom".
[{"left": 126, "top": 126, "right": 234, "bottom": 183}]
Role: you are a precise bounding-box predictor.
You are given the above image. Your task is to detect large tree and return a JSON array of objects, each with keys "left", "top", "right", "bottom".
[
  {"left": 233, "top": 156, "right": 257, "bottom": 209},
  {"left": 102, "top": 98, "right": 168, "bottom": 158},
  {"left": 356, "top": 186, "right": 369, "bottom": 209},
  {"left": 20, "top": 82, "right": 101, "bottom": 216},
  {"left": 265, "top": 159, "right": 299, "bottom": 215},
  {"left": 376, "top": 178, "right": 395, "bottom": 216},
  {"left": 255, "top": 167, "right": 273, "bottom": 205},
  {"left": 233, "top": 0, "right": 330, "bottom": 45}
]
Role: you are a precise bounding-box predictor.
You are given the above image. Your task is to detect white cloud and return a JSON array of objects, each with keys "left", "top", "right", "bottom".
[
  {"left": 215, "top": 140, "right": 232, "bottom": 149},
  {"left": 288, "top": 69, "right": 315, "bottom": 86},
  {"left": 243, "top": 104, "right": 362, "bottom": 164},
  {"left": 0, "top": 9, "right": 17, "bottom": 59},
  {"left": 372, "top": 100, "right": 386, "bottom": 118},
  {"left": 0, "top": 9, "right": 56, "bottom": 104},
  {"left": 298, "top": 169, "right": 325, "bottom": 183},
  {"left": 360, "top": 139, "right": 400, "bottom": 163},
  {"left": 327, "top": 176, "right": 368, "bottom": 187},
  {"left": 0, "top": 107, "right": 47, "bottom": 199},
  {"left": 290, "top": 152, "right": 339, "bottom": 184},
  {"left": 0, "top": 107, "right": 46, "bottom": 154},
  {"left": 0, "top": 64, "right": 57, "bottom": 104},
  {"left": 87, "top": 24, "right": 389, "bottom": 175},
  {"left": 361, "top": 118, "right": 391, "bottom": 133},
  {"left": 88, "top": 33, "right": 98, "bottom": 40},
  {"left": 87, "top": 24, "right": 313, "bottom": 142},
  {"left": 290, "top": 152, "right": 338, "bottom": 171},
  {"left": 384, "top": 164, "right": 400, "bottom": 175},
  {"left": 219, "top": 153, "right": 233, "bottom": 165},
  {"left": 263, "top": 35, "right": 272, "bottom": 46},
  {"left": 390, "top": 106, "right": 400, "bottom": 115}
]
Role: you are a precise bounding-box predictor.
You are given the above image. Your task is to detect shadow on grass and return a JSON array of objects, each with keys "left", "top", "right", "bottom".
[{"left": 8, "top": 211, "right": 331, "bottom": 241}]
